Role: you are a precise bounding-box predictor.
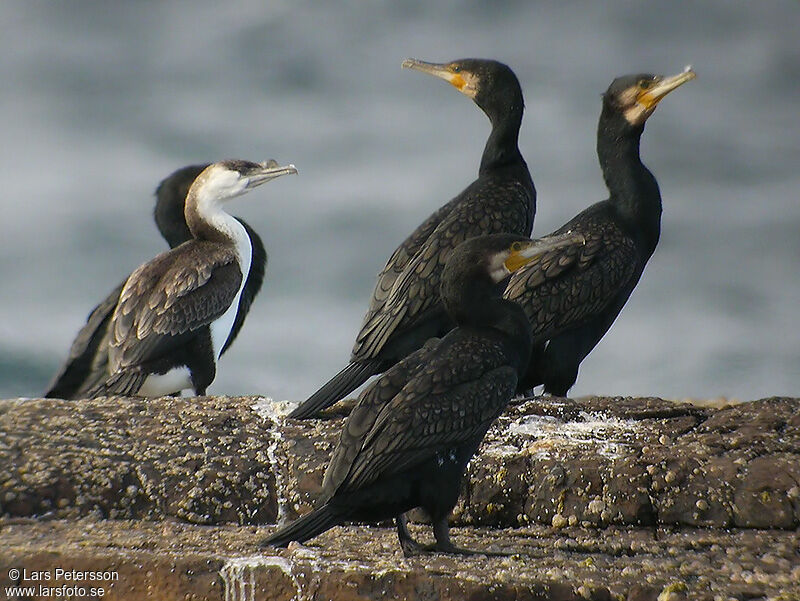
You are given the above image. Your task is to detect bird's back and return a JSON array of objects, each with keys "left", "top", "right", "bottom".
[
  {"left": 352, "top": 165, "right": 535, "bottom": 362},
  {"left": 325, "top": 327, "right": 520, "bottom": 499}
]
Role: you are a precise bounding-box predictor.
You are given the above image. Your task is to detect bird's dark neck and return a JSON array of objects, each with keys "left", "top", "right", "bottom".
[
  {"left": 155, "top": 198, "right": 193, "bottom": 248},
  {"left": 597, "top": 108, "right": 662, "bottom": 250},
  {"left": 479, "top": 100, "right": 525, "bottom": 175},
  {"left": 444, "top": 279, "right": 532, "bottom": 370},
  {"left": 154, "top": 164, "right": 209, "bottom": 248}
]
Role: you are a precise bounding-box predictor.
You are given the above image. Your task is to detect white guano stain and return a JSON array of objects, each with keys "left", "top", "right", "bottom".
[
  {"left": 251, "top": 397, "right": 296, "bottom": 524},
  {"left": 220, "top": 554, "right": 302, "bottom": 601},
  {"left": 506, "top": 411, "right": 638, "bottom": 459}
]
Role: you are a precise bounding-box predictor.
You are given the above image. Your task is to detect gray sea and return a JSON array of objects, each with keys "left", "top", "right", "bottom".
[{"left": 1, "top": 1, "right": 798, "bottom": 402}]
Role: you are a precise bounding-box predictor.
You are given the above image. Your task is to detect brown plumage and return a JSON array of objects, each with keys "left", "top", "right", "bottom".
[{"left": 86, "top": 159, "right": 296, "bottom": 398}]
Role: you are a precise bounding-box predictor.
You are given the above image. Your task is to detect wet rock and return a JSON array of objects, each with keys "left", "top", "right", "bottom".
[
  {"left": 0, "top": 395, "right": 798, "bottom": 530},
  {"left": 1, "top": 519, "right": 798, "bottom": 600}
]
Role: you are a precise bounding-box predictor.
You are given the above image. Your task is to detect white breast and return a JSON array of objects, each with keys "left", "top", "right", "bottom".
[
  {"left": 138, "top": 368, "right": 192, "bottom": 397},
  {"left": 136, "top": 216, "right": 253, "bottom": 398},
  {"left": 209, "top": 215, "right": 252, "bottom": 359}
]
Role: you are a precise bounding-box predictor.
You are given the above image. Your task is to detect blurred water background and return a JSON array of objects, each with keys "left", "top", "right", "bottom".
[{"left": 0, "top": 1, "right": 797, "bottom": 402}]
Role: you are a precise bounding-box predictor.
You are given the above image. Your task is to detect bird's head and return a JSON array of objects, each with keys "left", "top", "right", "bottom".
[
  {"left": 441, "top": 232, "right": 585, "bottom": 328},
  {"left": 402, "top": 57, "right": 523, "bottom": 122},
  {"left": 191, "top": 159, "right": 298, "bottom": 203},
  {"left": 604, "top": 67, "right": 696, "bottom": 127}
]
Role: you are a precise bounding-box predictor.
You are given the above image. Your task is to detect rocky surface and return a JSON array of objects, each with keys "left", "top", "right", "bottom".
[
  {"left": 1, "top": 518, "right": 799, "bottom": 600},
  {"left": 1, "top": 395, "right": 799, "bottom": 600},
  {"left": 1, "top": 395, "right": 799, "bottom": 529}
]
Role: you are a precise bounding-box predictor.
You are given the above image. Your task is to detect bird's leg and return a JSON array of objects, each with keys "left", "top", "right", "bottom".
[
  {"left": 430, "top": 517, "right": 475, "bottom": 555},
  {"left": 432, "top": 517, "right": 511, "bottom": 556},
  {"left": 396, "top": 515, "right": 424, "bottom": 557},
  {"left": 187, "top": 331, "right": 216, "bottom": 396}
]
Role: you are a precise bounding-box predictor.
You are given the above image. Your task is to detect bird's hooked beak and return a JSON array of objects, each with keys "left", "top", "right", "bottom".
[
  {"left": 402, "top": 58, "right": 478, "bottom": 99},
  {"left": 504, "top": 231, "right": 586, "bottom": 273},
  {"left": 637, "top": 66, "right": 696, "bottom": 111},
  {"left": 245, "top": 160, "right": 298, "bottom": 189}
]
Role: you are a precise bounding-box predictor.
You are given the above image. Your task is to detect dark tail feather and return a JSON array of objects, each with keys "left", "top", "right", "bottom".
[
  {"left": 86, "top": 369, "right": 147, "bottom": 399},
  {"left": 289, "top": 359, "right": 383, "bottom": 419},
  {"left": 261, "top": 505, "right": 342, "bottom": 548}
]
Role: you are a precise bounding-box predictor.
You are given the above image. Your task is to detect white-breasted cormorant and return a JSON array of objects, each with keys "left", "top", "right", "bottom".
[
  {"left": 44, "top": 163, "right": 269, "bottom": 399},
  {"left": 505, "top": 68, "right": 696, "bottom": 395},
  {"left": 263, "top": 231, "right": 584, "bottom": 555},
  {"left": 290, "top": 57, "right": 536, "bottom": 419},
  {"left": 85, "top": 159, "right": 295, "bottom": 398}
]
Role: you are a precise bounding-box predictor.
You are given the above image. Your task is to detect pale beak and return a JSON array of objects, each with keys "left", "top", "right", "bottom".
[
  {"left": 402, "top": 58, "right": 469, "bottom": 93},
  {"left": 638, "top": 67, "right": 696, "bottom": 111},
  {"left": 504, "top": 231, "right": 586, "bottom": 273},
  {"left": 246, "top": 162, "right": 298, "bottom": 189}
]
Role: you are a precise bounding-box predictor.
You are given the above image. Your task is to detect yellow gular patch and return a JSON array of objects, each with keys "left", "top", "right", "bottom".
[
  {"left": 449, "top": 73, "right": 466, "bottom": 90},
  {"left": 636, "top": 89, "right": 661, "bottom": 111},
  {"left": 504, "top": 249, "right": 533, "bottom": 273}
]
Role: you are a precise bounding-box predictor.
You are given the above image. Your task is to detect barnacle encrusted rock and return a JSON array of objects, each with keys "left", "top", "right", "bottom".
[
  {"left": 2, "top": 395, "right": 798, "bottom": 529},
  {"left": 1, "top": 395, "right": 799, "bottom": 600},
  {"left": 1, "top": 518, "right": 799, "bottom": 600}
]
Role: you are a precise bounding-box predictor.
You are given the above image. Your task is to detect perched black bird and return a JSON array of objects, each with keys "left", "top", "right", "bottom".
[
  {"left": 85, "top": 160, "right": 296, "bottom": 398},
  {"left": 263, "top": 232, "right": 583, "bottom": 555},
  {"left": 44, "top": 164, "right": 269, "bottom": 399},
  {"left": 290, "top": 57, "right": 536, "bottom": 419},
  {"left": 505, "top": 68, "right": 696, "bottom": 395}
]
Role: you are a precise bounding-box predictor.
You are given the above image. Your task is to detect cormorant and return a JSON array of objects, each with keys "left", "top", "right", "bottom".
[
  {"left": 290, "top": 57, "right": 536, "bottom": 419},
  {"left": 263, "top": 232, "right": 583, "bottom": 554},
  {"left": 504, "top": 68, "right": 696, "bottom": 395},
  {"left": 44, "top": 163, "right": 268, "bottom": 399},
  {"left": 85, "top": 159, "right": 296, "bottom": 398}
]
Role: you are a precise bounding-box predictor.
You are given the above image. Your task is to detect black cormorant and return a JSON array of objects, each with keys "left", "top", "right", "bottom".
[
  {"left": 504, "top": 68, "right": 696, "bottom": 395},
  {"left": 263, "top": 231, "right": 583, "bottom": 555},
  {"left": 44, "top": 163, "right": 269, "bottom": 399},
  {"left": 290, "top": 57, "right": 536, "bottom": 419},
  {"left": 85, "top": 159, "right": 295, "bottom": 398}
]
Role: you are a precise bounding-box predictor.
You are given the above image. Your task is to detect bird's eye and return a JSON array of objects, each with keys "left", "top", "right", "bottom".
[
  {"left": 511, "top": 241, "right": 525, "bottom": 252},
  {"left": 452, "top": 65, "right": 462, "bottom": 73}
]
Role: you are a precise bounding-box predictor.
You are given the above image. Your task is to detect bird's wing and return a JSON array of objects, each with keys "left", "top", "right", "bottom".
[
  {"left": 329, "top": 335, "right": 516, "bottom": 493},
  {"left": 355, "top": 201, "right": 454, "bottom": 346},
  {"left": 109, "top": 242, "right": 243, "bottom": 371},
  {"left": 342, "top": 364, "right": 517, "bottom": 491},
  {"left": 321, "top": 339, "right": 438, "bottom": 498},
  {"left": 352, "top": 183, "right": 531, "bottom": 360},
  {"left": 44, "top": 280, "right": 125, "bottom": 398},
  {"left": 504, "top": 219, "right": 638, "bottom": 338}
]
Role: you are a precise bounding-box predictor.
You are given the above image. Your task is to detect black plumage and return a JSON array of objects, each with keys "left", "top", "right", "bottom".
[
  {"left": 44, "top": 164, "right": 268, "bottom": 399},
  {"left": 85, "top": 159, "right": 295, "bottom": 398},
  {"left": 263, "top": 232, "right": 583, "bottom": 555},
  {"left": 504, "top": 69, "right": 696, "bottom": 395},
  {"left": 290, "top": 57, "right": 536, "bottom": 419}
]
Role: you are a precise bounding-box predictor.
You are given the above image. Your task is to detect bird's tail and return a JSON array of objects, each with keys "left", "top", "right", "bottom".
[
  {"left": 260, "top": 505, "right": 342, "bottom": 548},
  {"left": 288, "top": 358, "right": 383, "bottom": 419},
  {"left": 85, "top": 368, "right": 147, "bottom": 399}
]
